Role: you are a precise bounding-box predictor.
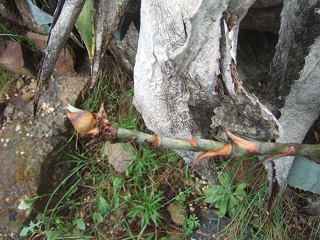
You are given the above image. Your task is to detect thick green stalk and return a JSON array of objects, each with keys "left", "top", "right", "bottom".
[
  {"left": 112, "top": 128, "right": 320, "bottom": 164},
  {"left": 65, "top": 103, "right": 320, "bottom": 165}
]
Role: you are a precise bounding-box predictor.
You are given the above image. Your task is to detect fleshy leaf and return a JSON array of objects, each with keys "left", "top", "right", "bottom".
[
  {"left": 75, "top": 0, "right": 95, "bottom": 61},
  {"left": 287, "top": 156, "right": 320, "bottom": 194},
  {"left": 26, "top": 0, "right": 53, "bottom": 26}
]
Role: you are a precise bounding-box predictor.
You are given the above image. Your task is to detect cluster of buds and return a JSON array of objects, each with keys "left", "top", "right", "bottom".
[{"left": 63, "top": 102, "right": 115, "bottom": 144}]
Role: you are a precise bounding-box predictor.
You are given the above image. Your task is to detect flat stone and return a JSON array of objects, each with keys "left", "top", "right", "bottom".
[{"left": 0, "top": 72, "right": 89, "bottom": 238}]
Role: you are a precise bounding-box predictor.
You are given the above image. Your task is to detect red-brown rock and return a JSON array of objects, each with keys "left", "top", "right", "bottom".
[
  {"left": 0, "top": 38, "right": 34, "bottom": 76},
  {"left": 27, "top": 32, "right": 77, "bottom": 76}
]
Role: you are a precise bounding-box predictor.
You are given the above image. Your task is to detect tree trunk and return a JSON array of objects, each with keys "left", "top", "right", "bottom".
[
  {"left": 133, "top": 0, "right": 282, "bottom": 182},
  {"left": 133, "top": 0, "right": 320, "bottom": 185},
  {"left": 270, "top": 0, "right": 320, "bottom": 185}
]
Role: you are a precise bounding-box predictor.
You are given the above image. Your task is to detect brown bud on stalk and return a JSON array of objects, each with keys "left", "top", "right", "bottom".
[{"left": 64, "top": 102, "right": 97, "bottom": 135}]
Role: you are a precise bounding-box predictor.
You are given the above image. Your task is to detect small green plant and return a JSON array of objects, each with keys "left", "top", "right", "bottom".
[
  {"left": 20, "top": 220, "right": 43, "bottom": 237},
  {"left": 126, "top": 185, "right": 165, "bottom": 235},
  {"left": 203, "top": 172, "right": 247, "bottom": 218},
  {"left": 181, "top": 214, "right": 201, "bottom": 236}
]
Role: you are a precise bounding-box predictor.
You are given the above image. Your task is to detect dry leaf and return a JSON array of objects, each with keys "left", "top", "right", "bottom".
[{"left": 104, "top": 142, "right": 135, "bottom": 173}]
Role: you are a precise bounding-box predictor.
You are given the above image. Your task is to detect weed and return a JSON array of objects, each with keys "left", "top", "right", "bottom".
[
  {"left": 126, "top": 186, "right": 165, "bottom": 236},
  {"left": 181, "top": 213, "right": 200, "bottom": 236},
  {"left": 203, "top": 172, "right": 247, "bottom": 218},
  {"left": 0, "top": 23, "right": 41, "bottom": 53}
]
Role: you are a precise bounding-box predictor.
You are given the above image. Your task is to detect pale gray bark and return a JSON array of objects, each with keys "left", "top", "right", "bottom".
[
  {"left": 35, "top": 0, "right": 86, "bottom": 113},
  {"left": 134, "top": 0, "right": 227, "bottom": 182}
]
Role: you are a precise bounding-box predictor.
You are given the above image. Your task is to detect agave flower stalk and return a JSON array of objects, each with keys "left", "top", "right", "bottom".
[
  {"left": 64, "top": 103, "right": 320, "bottom": 216},
  {"left": 64, "top": 102, "right": 97, "bottom": 135},
  {"left": 64, "top": 103, "right": 320, "bottom": 166}
]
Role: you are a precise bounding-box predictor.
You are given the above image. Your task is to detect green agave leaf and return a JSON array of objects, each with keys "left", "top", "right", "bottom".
[
  {"left": 26, "top": 0, "right": 52, "bottom": 32},
  {"left": 75, "top": 0, "right": 95, "bottom": 61},
  {"left": 287, "top": 156, "right": 320, "bottom": 194}
]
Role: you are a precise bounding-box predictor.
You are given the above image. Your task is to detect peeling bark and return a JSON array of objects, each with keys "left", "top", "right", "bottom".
[
  {"left": 108, "top": 22, "right": 139, "bottom": 72},
  {"left": 218, "top": 1, "right": 282, "bottom": 140}
]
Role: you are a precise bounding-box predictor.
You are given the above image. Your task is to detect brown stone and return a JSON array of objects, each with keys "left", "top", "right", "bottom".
[
  {"left": 21, "top": 91, "right": 35, "bottom": 101},
  {"left": 0, "top": 38, "right": 34, "bottom": 76},
  {"left": 27, "top": 32, "right": 77, "bottom": 76}
]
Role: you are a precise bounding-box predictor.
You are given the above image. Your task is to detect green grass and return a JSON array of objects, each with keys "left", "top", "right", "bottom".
[
  {"left": 0, "top": 23, "right": 41, "bottom": 54},
  {"left": 18, "top": 66, "right": 320, "bottom": 239},
  {"left": 0, "top": 69, "right": 18, "bottom": 104}
]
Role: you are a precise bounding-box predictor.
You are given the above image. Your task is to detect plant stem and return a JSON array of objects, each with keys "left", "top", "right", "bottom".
[
  {"left": 66, "top": 103, "right": 320, "bottom": 164},
  {"left": 113, "top": 128, "right": 320, "bottom": 164}
]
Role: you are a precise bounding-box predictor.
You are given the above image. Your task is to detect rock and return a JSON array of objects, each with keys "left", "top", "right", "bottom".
[
  {"left": 188, "top": 210, "right": 230, "bottom": 240},
  {"left": 21, "top": 91, "right": 34, "bottom": 101},
  {"left": 252, "top": 0, "right": 283, "bottom": 8},
  {"left": 0, "top": 72, "right": 89, "bottom": 238},
  {"left": 27, "top": 32, "right": 77, "bottom": 76},
  {"left": 108, "top": 22, "right": 139, "bottom": 73},
  {"left": 240, "top": 5, "right": 282, "bottom": 34},
  {"left": 104, "top": 142, "right": 135, "bottom": 173},
  {"left": 300, "top": 200, "right": 320, "bottom": 216},
  {"left": 0, "top": 38, "right": 37, "bottom": 76},
  {"left": 167, "top": 201, "right": 187, "bottom": 226}
]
